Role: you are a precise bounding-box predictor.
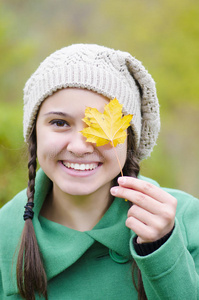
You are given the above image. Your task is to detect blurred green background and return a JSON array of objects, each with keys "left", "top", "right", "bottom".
[{"left": 0, "top": 0, "right": 199, "bottom": 208}]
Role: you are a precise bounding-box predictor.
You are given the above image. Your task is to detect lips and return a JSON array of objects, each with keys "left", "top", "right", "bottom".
[{"left": 62, "top": 161, "right": 99, "bottom": 171}]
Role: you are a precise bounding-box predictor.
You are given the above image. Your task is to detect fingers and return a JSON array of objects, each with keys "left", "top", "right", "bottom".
[
  {"left": 111, "top": 176, "right": 177, "bottom": 206},
  {"left": 125, "top": 215, "right": 163, "bottom": 244},
  {"left": 113, "top": 187, "right": 163, "bottom": 215},
  {"left": 110, "top": 176, "right": 177, "bottom": 243},
  {"left": 126, "top": 204, "right": 175, "bottom": 243}
]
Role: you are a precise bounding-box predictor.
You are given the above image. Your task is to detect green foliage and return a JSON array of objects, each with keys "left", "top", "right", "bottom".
[
  {"left": 0, "top": 4, "right": 37, "bottom": 102},
  {"left": 0, "top": 0, "right": 199, "bottom": 208},
  {"left": 0, "top": 101, "right": 27, "bottom": 207},
  {"left": 0, "top": 3, "right": 37, "bottom": 207}
]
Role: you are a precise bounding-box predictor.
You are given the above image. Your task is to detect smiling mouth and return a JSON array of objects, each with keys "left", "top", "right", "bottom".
[{"left": 62, "top": 161, "right": 100, "bottom": 171}]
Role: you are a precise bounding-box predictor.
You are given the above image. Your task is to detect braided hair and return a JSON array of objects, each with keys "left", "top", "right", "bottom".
[
  {"left": 123, "top": 128, "right": 147, "bottom": 300},
  {"left": 16, "top": 124, "right": 48, "bottom": 300}
]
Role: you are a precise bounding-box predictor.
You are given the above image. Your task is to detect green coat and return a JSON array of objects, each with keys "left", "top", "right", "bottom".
[{"left": 0, "top": 169, "right": 199, "bottom": 299}]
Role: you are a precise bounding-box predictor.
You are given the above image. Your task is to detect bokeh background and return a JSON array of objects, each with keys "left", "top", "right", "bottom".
[{"left": 0, "top": 0, "right": 199, "bottom": 208}]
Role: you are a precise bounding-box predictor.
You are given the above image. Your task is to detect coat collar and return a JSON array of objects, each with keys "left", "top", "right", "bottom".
[
  {"left": 37, "top": 197, "right": 131, "bottom": 280},
  {"left": 1, "top": 169, "right": 132, "bottom": 296},
  {"left": 33, "top": 170, "right": 132, "bottom": 280}
]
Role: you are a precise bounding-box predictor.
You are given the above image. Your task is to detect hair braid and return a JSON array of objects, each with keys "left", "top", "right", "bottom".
[
  {"left": 16, "top": 125, "right": 48, "bottom": 300},
  {"left": 124, "top": 128, "right": 147, "bottom": 300}
]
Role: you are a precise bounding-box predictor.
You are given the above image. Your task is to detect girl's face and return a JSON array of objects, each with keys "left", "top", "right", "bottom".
[{"left": 36, "top": 88, "right": 127, "bottom": 197}]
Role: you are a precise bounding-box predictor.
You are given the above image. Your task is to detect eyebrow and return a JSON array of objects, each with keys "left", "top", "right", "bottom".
[{"left": 44, "top": 111, "right": 70, "bottom": 117}]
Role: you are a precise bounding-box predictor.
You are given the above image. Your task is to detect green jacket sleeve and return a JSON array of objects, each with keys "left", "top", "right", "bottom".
[{"left": 130, "top": 190, "right": 199, "bottom": 300}]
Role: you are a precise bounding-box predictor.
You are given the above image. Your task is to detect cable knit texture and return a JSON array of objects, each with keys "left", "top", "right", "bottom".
[{"left": 23, "top": 44, "right": 160, "bottom": 160}]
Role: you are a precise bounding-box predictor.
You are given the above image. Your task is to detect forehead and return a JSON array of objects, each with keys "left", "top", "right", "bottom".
[{"left": 38, "top": 88, "right": 109, "bottom": 115}]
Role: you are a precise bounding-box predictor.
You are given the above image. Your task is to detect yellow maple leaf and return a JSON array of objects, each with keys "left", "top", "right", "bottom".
[
  {"left": 81, "top": 98, "right": 133, "bottom": 147},
  {"left": 80, "top": 98, "right": 133, "bottom": 178}
]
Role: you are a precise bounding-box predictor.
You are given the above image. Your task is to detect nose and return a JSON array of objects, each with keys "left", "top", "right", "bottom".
[{"left": 67, "top": 131, "right": 94, "bottom": 156}]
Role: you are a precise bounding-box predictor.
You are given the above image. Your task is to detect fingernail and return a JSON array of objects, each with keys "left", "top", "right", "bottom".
[
  {"left": 110, "top": 187, "right": 118, "bottom": 195},
  {"left": 118, "top": 177, "right": 125, "bottom": 184}
]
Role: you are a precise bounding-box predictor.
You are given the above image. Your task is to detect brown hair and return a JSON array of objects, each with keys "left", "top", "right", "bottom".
[
  {"left": 123, "top": 128, "right": 147, "bottom": 300},
  {"left": 16, "top": 125, "right": 47, "bottom": 300},
  {"left": 16, "top": 125, "right": 146, "bottom": 300}
]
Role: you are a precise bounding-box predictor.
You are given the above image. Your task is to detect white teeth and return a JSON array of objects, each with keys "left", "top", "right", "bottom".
[{"left": 63, "top": 162, "right": 98, "bottom": 171}]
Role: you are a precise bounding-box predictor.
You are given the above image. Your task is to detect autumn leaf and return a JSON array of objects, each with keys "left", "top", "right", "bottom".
[
  {"left": 81, "top": 98, "right": 133, "bottom": 147},
  {"left": 80, "top": 98, "right": 133, "bottom": 177}
]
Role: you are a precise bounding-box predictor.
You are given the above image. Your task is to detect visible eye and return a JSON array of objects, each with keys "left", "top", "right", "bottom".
[{"left": 49, "top": 119, "right": 69, "bottom": 128}]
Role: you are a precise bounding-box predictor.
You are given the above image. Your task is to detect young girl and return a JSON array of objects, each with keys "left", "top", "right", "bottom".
[{"left": 0, "top": 44, "right": 199, "bottom": 300}]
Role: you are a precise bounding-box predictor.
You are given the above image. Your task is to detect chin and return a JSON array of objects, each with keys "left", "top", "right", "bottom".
[
  {"left": 72, "top": 189, "right": 100, "bottom": 197},
  {"left": 59, "top": 181, "right": 110, "bottom": 197}
]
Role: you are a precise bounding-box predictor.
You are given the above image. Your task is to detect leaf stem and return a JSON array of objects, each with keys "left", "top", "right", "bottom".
[{"left": 111, "top": 141, "right": 123, "bottom": 177}]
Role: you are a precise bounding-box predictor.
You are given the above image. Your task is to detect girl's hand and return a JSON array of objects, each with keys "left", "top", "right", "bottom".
[{"left": 110, "top": 177, "right": 177, "bottom": 244}]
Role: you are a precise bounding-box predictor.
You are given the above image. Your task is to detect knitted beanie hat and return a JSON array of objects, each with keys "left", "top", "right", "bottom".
[{"left": 23, "top": 44, "right": 160, "bottom": 160}]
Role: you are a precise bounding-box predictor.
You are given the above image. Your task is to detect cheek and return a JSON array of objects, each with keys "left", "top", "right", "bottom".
[
  {"left": 99, "top": 140, "right": 127, "bottom": 169},
  {"left": 36, "top": 132, "right": 65, "bottom": 162},
  {"left": 115, "top": 143, "right": 127, "bottom": 166}
]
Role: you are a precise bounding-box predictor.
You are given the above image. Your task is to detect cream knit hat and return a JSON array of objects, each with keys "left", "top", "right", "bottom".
[{"left": 23, "top": 44, "right": 160, "bottom": 160}]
